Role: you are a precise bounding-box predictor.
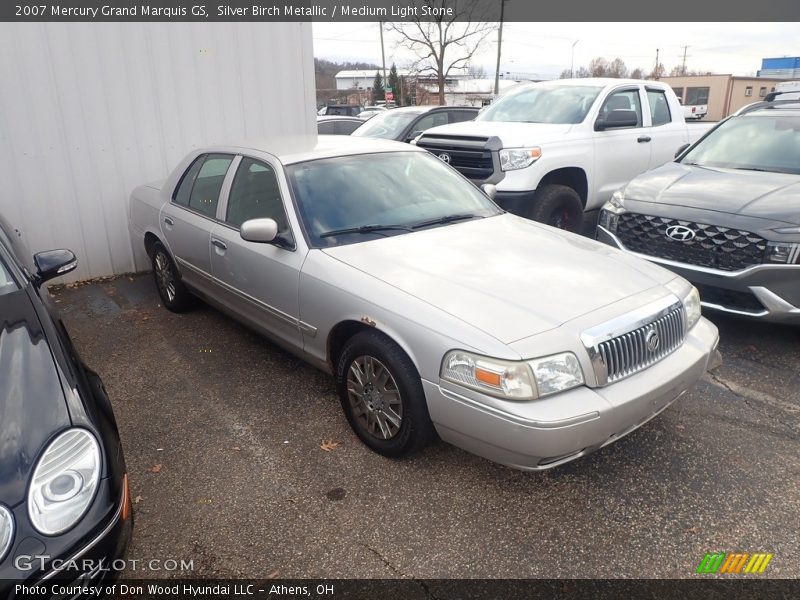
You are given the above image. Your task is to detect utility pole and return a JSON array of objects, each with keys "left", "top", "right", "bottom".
[
  {"left": 379, "top": 22, "right": 387, "bottom": 96},
  {"left": 681, "top": 45, "right": 689, "bottom": 75},
  {"left": 570, "top": 39, "right": 579, "bottom": 78},
  {"left": 493, "top": 0, "right": 506, "bottom": 96},
  {"left": 654, "top": 48, "right": 660, "bottom": 79}
]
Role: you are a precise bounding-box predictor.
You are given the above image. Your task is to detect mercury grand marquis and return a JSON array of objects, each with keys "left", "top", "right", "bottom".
[{"left": 128, "top": 136, "right": 721, "bottom": 470}]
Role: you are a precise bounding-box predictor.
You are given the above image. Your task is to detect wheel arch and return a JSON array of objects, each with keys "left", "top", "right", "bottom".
[
  {"left": 326, "top": 319, "right": 423, "bottom": 379},
  {"left": 537, "top": 167, "right": 588, "bottom": 208}
]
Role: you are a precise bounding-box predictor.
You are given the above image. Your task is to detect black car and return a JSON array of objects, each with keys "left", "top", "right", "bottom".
[
  {"left": 352, "top": 105, "right": 479, "bottom": 143},
  {"left": 318, "top": 104, "right": 362, "bottom": 117},
  {"left": 597, "top": 93, "right": 800, "bottom": 323},
  {"left": 316, "top": 115, "right": 364, "bottom": 135},
  {"left": 0, "top": 216, "right": 132, "bottom": 594}
]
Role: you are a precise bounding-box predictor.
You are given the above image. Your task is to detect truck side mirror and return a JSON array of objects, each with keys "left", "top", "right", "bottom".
[
  {"left": 595, "top": 109, "right": 639, "bottom": 131},
  {"left": 674, "top": 143, "right": 691, "bottom": 158},
  {"left": 33, "top": 249, "right": 77, "bottom": 287}
]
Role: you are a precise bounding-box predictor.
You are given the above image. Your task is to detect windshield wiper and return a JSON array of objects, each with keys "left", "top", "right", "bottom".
[
  {"left": 411, "top": 213, "right": 481, "bottom": 229},
  {"left": 733, "top": 167, "right": 773, "bottom": 172},
  {"left": 319, "top": 224, "right": 413, "bottom": 238}
]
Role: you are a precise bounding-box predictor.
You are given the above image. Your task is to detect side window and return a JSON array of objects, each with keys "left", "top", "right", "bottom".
[
  {"left": 317, "top": 121, "right": 335, "bottom": 134},
  {"left": 226, "top": 157, "right": 289, "bottom": 231},
  {"left": 188, "top": 154, "right": 233, "bottom": 218},
  {"left": 448, "top": 110, "right": 477, "bottom": 124},
  {"left": 413, "top": 112, "right": 449, "bottom": 134},
  {"left": 672, "top": 87, "right": 684, "bottom": 103},
  {"left": 335, "top": 120, "right": 362, "bottom": 135},
  {"left": 686, "top": 87, "right": 709, "bottom": 105},
  {"left": 173, "top": 156, "right": 205, "bottom": 206},
  {"left": 647, "top": 89, "right": 672, "bottom": 126},
  {"left": 600, "top": 89, "right": 642, "bottom": 127}
]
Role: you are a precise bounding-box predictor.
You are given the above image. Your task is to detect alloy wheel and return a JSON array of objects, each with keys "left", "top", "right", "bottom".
[
  {"left": 346, "top": 356, "right": 403, "bottom": 440},
  {"left": 154, "top": 251, "right": 177, "bottom": 303}
]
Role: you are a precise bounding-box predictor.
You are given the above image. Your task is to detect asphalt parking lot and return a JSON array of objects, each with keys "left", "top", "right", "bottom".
[{"left": 52, "top": 274, "right": 799, "bottom": 579}]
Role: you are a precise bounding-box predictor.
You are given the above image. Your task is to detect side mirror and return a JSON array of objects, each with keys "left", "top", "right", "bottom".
[
  {"left": 481, "top": 183, "right": 497, "bottom": 200},
  {"left": 595, "top": 109, "right": 639, "bottom": 131},
  {"left": 674, "top": 143, "right": 691, "bottom": 158},
  {"left": 33, "top": 249, "right": 77, "bottom": 287},
  {"left": 406, "top": 130, "right": 423, "bottom": 143},
  {"left": 240, "top": 218, "right": 278, "bottom": 243}
]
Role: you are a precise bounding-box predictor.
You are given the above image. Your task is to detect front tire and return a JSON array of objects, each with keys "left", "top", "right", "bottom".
[
  {"left": 527, "top": 184, "right": 583, "bottom": 233},
  {"left": 150, "top": 242, "right": 193, "bottom": 312},
  {"left": 336, "top": 331, "right": 436, "bottom": 458}
]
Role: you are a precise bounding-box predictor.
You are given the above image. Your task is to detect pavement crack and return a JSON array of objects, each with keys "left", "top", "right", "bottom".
[{"left": 362, "top": 545, "right": 443, "bottom": 600}]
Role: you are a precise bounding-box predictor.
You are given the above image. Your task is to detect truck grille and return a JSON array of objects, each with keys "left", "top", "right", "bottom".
[
  {"left": 596, "top": 305, "right": 685, "bottom": 383},
  {"left": 416, "top": 135, "right": 494, "bottom": 181},
  {"left": 615, "top": 213, "right": 767, "bottom": 272}
]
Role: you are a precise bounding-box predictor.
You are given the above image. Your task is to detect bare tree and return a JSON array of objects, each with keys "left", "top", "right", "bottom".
[
  {"left": 608, "top": 58, "right": 628, "bottom": 78},
  {"left": 467, "top": 63, "right": 486, "bottom": 79},
  {"left": 387, "top": 1, "right": 496, "bottom": 105},
  {"left": 630, "top": 67, "right": 645, "bottom": 79},
  {"left": 588, "top": 57, "right": 609, "bottom": 77}
]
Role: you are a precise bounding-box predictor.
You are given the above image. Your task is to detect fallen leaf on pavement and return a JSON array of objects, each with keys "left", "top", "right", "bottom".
[
  {"left": 320, "top": 439, "right": 339, "bottom": 452},
  {"left": 150, "top": 464, "right": 162, "bottom": 473},
  {"left": 134, "top": 496, "right": 143, "bottom": 504},
  {"left": 232, "top": 446, "right": 241, "bottom": 452}
]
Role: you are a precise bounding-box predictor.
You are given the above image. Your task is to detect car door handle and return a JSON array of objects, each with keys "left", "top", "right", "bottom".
[
  {"left": 637, "top": 136, "right": 652, "bottom": 143},
  {"left": 211, "top": 239, "right": 227, "bottom": 250},
  {"left": 163, "top": 216, "right": 175, "bottom": 226}
]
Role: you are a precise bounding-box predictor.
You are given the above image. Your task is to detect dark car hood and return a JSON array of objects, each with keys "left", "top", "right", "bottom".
[
  {"left": 624, "top": 162, "right": 800, "bottom": 225},
  {"left": 0, "top": 289, "right": 70, "bottom": 507}
]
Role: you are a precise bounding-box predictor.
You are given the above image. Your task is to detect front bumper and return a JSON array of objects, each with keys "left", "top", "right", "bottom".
[
  {"left": 1, "top": 476, "right": 132, "bottom": 599},
  {"left": 424, "top": 318, "right": 719, "bottom": 471},
  {"left": 597, "top": 226, "right": 800, "bottom": 323}
]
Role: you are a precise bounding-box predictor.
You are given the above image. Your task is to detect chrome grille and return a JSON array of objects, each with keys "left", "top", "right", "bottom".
[{"left": 593, "top": 305, "right": 686, "bottom": 384}]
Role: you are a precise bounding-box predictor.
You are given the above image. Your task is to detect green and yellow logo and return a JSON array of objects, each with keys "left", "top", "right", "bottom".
[{"left": 696, "top": 552, "right": 773, "bottom": 574}]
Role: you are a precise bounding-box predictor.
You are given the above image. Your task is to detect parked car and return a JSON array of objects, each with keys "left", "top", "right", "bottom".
[
  {"left": 353, "top": 106, "right": 479, "bottom": 143},
  {"left": 0, "top": 216, "right": 131, "bottom": 591},
  {"left": 317, "top": 104, "right": 362, "bottom": 117},
  {"left": 415, "top": 78, "right": 713, "bottom": 233},
  {"left": 596, "top": 93, "right": 800, "bottom": 323},
  {"left": 357, "top": 109, "right": 387, "bottom": 120},
  {"left": 316, "top": 116, "right": 364, "bottom": 135},
  {"left": 677, "top": 95, "right": 708, "bottom": 120},
  {"left": 129, "top": 137, "right": 720, "bottom": 470}
]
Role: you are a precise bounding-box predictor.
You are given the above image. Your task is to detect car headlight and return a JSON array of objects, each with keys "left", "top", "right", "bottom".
[
  {"left": 499, "top": 147, "right": 541, "bottom": 171},
  {"left": 441, "top": 350, "right": 584, "bottom": 400},
  {"left": 764, "top": 241, "right": 800, "bottom": 264},
  {"left": 0, "top": 505, "right": 13, "bottom": 562},
  {"left": 666, "top": 278, "right": 702, "bottom": 331},
  {"left": 28, "top": 429, "right": 101, "bottom": 536},
  {"left": 598, "top": 190, "right": 627, "bottom": 233}
]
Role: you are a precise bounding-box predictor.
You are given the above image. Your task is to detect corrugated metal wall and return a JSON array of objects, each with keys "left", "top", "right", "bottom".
[{"left": 0, "top": 23, "right": 316, "bottom": 281}]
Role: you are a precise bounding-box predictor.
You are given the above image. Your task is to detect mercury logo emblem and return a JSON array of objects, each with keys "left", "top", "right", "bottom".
[
  {"left": 665, "top": 225, "right": 696, "bottom": 242},
  {"left": 645, "top": 329, "right": 660, "bottom": 352},
  {"left": 438, "top": 152, "right": 451, "bottom": 163}
]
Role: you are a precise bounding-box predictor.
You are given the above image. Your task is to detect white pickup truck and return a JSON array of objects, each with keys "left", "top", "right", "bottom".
[
  {"left": 416, "top": 78, "right": 712, "bottom": 233},
  {"left": 677, "top": 96, "right": 708, "bottom": 120}
]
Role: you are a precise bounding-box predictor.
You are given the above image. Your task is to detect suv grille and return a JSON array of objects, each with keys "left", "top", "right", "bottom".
[
  {"left": 596, "top": 305, "right": 685, "bottom": 384},
  {"left": 416, "top": 135, "right": 494, "bottom": 180},
  {"left": 616, "top": 213, "right": 767, "bottom": 271}
]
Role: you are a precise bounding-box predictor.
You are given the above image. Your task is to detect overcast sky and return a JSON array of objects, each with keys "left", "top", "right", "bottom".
[{"left": 313, "top": 22, "right": 799, "bottom": 79}]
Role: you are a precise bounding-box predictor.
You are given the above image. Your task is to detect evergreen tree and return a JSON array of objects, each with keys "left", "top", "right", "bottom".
[
  {"left": 388, "top": 64, "right": 400, "bottom": 104},
  {"left": 372, "top": 71, "right": 385, "bottom": 102}
]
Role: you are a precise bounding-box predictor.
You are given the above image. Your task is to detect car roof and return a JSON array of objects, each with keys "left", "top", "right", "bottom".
[
  {"left": 223, "top": 135, "right": 424, "bottom": 165},
  {"left": 384, "top": 105, "right": 478, "bottom": 115},
  {"left": 515, "top": 77, "right": 665, "bottom": 89},
  {"left": 317, "top": 115, "right": 363, "bottom": 122}
]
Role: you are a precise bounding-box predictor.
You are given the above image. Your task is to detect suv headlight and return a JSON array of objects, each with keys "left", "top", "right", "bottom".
[
  {"left": 666, "top": 278, "right": 702, "bottom": 331},
  {"left": 0, "top": 505, "right": 13, "bottom": 562},
  {"left": 499, "top": 147, "right": 541, "bottom": 171},
  {"left": 599, "top": 190, "right": 627, "bottom": 233},
  {"left": 441, "top": 350, "right": 584, "bottom": 400},
  {"left": 764, "top": 241, "right": 800, "bottom": 264},
  {"left": 28, "top": 429, "right": 101, "bottom": 536}
]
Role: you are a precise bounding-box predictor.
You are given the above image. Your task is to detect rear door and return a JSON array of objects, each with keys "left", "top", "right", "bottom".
[
  {"left": 644, "top": 86, "right": 689, "bottom": 168},
  {"left": 161, "top": 153, "right": 234, "bottom": 295},
  {"left": 592, "top": 86, "right": 652, "bottom": 204},
  {"left": 209, "top": 154, "right": 305, "bottom": 350}
]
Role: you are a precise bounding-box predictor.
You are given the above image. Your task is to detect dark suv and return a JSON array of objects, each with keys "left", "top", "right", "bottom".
[
  {"left": 352, "top": 105, "right": 478, "bottom": 143},
  {"left": 597, "top": 93, "right": 800, "bottom": 323}
]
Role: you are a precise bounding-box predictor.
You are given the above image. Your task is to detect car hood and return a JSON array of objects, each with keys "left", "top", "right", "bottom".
[
  {"left": 0, "top": 288, "right": 70, "bottom": 507},
  {"left": 624, "top": 162, "right": 800, "bottom": 225},
  {"left": 323, "top": 214, "right": 674, "bottom": 344},
  {"left": 421, "top": 120, "right": 577, "bottom": 148}
]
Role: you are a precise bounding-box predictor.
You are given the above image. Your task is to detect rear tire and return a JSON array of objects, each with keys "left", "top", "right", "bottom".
[
  {"left": 150, "top": 242, "right": 193, "bottom": 312},
  {"left": 527, "top": 184, "right": 583, "bottom": 233},
  {"left": 336, "top": 330, "right": 436, "bottom": 458}
]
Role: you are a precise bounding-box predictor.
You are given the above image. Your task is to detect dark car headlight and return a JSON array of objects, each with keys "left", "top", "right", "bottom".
[
  {"left": 764, "top": 241, "right": 800, "bottom": 265},
  {"left": 28, "top": 429, "right": 101, "bottom": 536},
  {"left": 0, "top": 504, "right": 13, "bottom": 562}
]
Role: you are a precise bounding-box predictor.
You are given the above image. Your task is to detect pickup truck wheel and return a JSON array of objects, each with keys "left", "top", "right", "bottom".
[
  {"left": 336, "top": 330, "right": 436, "bottom": 458},
  {"left": 528, "top": 185, "right": 583, "bottom": 233},
  {"left": 151, "top": 242, "right": 193, "bottom": 312}
]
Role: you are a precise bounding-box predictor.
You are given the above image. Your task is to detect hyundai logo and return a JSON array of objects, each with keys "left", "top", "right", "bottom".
[
  {"left": 665, "top": 225, "right": 696, "bottom": 242},
  {"left": 437, "top": 152, "right": 451, "bottom": 163},
  {"left": 645, "top": 329, "right": 660, "bottom": 353}
]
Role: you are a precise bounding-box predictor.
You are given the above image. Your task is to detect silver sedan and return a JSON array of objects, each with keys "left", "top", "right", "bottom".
[{"left": 129, "top": 136, "right": 720, "bottom": 470}]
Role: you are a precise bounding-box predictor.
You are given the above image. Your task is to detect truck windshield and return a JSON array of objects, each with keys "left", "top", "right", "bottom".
[
  {"left": 477, "top": 85, "right": 603, "bottom": 124},
  {"left": 285, "top": 151, "right": 502, "bottom": 247},
  {"left": 680, "top": 114, "right": 800, "bottom": 175}
]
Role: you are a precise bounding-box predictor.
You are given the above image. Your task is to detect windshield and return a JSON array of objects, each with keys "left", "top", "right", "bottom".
[
  {"left": 352, "top": 110, "right": 423, "bottom": 139},
  {"left": 286, "top": 151, "right": 502, "bottom": 247},
  {"left": 0, "top": 258, "right": 19, "bottom": 296},
  {"left": 680, "top": 113, "right": 800, "bottom": 174},
  {"left": 477, "top": 84, "right": 603, "bottom": 124}
]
